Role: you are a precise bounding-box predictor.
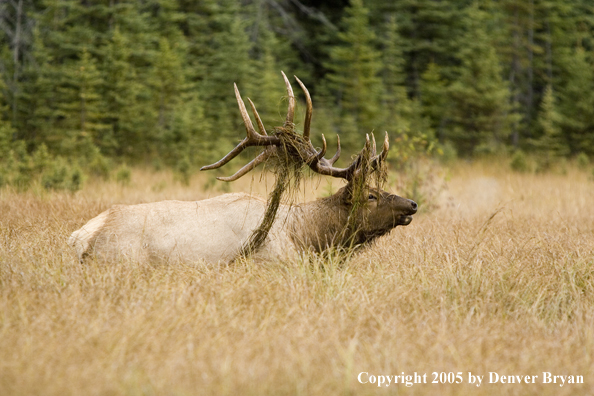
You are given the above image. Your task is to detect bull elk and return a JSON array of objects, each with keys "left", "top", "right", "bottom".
[{"left": 69, "top": 72, "right": 418, "bottom": 264}]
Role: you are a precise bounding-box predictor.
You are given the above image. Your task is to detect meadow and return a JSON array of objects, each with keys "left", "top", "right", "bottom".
[{"left": 1, "top": 160, "right": 593, "bottom": 395}]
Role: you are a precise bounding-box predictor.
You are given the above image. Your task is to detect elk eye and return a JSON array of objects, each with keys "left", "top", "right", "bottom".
[{"left": 368, "top": 194, "right": 377, "bottom": 200}]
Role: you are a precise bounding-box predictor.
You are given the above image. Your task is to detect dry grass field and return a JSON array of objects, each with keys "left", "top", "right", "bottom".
[{"left": 1, "top": 160, "right": 593, "bottom": 395}]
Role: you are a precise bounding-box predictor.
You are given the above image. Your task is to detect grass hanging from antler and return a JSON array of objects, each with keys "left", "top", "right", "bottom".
[{"left": 237, "top": 126, "right": 307, "bottom": 258}]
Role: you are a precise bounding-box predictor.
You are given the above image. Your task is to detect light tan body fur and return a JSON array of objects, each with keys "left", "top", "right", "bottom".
[{"left": 70, "top": 193, "right": 292, "bottom": 263}]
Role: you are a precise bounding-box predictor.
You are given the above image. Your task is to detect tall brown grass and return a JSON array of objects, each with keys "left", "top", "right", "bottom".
[{"left": 1, "top": 162, "right": 593, "bottom": 395}]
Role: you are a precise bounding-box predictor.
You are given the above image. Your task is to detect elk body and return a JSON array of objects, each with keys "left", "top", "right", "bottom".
[{"left": 69, "top": 73, "right": 418, "bottom": 264}]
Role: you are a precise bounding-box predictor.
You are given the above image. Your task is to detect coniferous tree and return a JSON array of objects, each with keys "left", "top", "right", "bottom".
[
  {"left": 379, "top": 14, "right": 434, "bottom": 164},
  {"left": 325, "top": 0, "right": 383, "bottom": 151},
  {"left": 380, "top": 15, "right": 409, "bottom": 133},
  {"left": 201, "top": 0, "right": 255, "bottom": 149},
  {"left": 381, "top": 0, "right": 467, "bottom": 96},
  {"left": 532, "top": 84, "right": 568, "bottom": 163},
  {"left": 0, "top": 78, "right": 14, "bottom": 160},
  {"left": 494, "top": 0, "right": 538, "bottom": 146},
  {"left": 54, "top": 48, "right": 108, "bottom": 157},
  {"left": 102, "top": 27, "right": 143, "bottom": 157},
  {"left": 0, "top": 0, "right": 36, "bottom": 128},
  {"left": 556, "top": 47, "right": 594, "bottom": 155},
  {"left": 251, "top": 32, "right": 288, "bottom": 130},
  {"left": 13, "top": 26, "right": 55, "bottom": 147},
  {"left": 420, "top": 62, "right": 448, "bottom": 141},
  {"left": 447, "top": 4, "right": 518, "bottom": 155}
]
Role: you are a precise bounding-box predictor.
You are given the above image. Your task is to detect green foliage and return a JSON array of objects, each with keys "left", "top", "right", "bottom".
[
  {"left": 420, "top": 62, "right": 448, "bottom": 138},
  {"left": 2, "top": 142, "right": 33, "bottom": 190},
  {"left": 576, "top": 152, "right": 590, "bottom": 168},
  {"left": 390, "top": 130, "right": 439, "bottom": 170},
  {"left": 115, "top": 164, "right": 132, "bottom": 186},
  {"left": 439, "top": 141, "right": 458, "bottom": 164},
  {"left": 175, "top": 155, "right": 191, "bottom": 186},
  {"left": 101, "top": 27, "right": 145, "bottom": 158},
  {"left": 379, "top": 15, "right": 435, "bottom": 148},
  {"left": 2, "top": 0, "right": 594, "bottom": 176},
  {"left": 149, "top": 38, "right": 187, "bottom": 132},
  {"left": 87, "top": 148, "right": 113, "bottom": 180},
  {"left": 41, "top": 157, "right": 84, "bottom": 192},
  {"left": 556, "top": 48, "right": 594, "bottom": 155},
  {"left": 511, "top": 150, "right": 530, "bottom": 173},
  {"left": 385, "top": 0, "right": 466, "bottom": 95},
  {"left": 200, "top": 0, "right": 254, "bottom": 146},
  {"left": 532, "top": 85, "right": 569, "bottom": 170},
  {"left": 0, "top": 142, "right": 84, "bottom": 192},
  {"left": 325, "top": 0, "right": 383, "bottom": 151},
  {"left": 446, "top": 4, "right": 518, "bottom": 156},
  {"left": 380, "top": 15, "right": 406, "bottom": 103},
  {"left": 0, "top": 117, "right": 14, "bottom": 161},
  {"left": 250, "top": 32, "right": 289, "bottom": 130}
]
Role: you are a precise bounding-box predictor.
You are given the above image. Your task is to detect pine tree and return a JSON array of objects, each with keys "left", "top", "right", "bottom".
[
  {"left": 447, "top": 4, "right": 517, "bottom": 155},
  {"left": 251, "top": 32, "right": 287, "bottom": 130},
  {"left": 420, "top": 62, "right": 448, "bottom": 141},
  {"left": 55, "top": 48, "right": 109, "bottom": 157},
  {"left": 165, "top": 91, "right": 210, "bottom": 182},
  {"left": 380, "top": 15, "right": 409, "bottom": 132},
  {"left": 378, "top": 14, "right": 434, "bottom": 163},
  {"left": 145, "top": 37, "right": 190, "bottom": 162},
  {"left": 246, "top": 0, "right": 310, "bottom": 128},
  {"left": 380, "top": 0, "right": 467, "bottom": 96},
  {"left": 14, "top": 27, "right": 56, "bottom": 147},
  {"left": 325, "top": 0, "right": 383, "bottom": 151},
  {"left": 532, "top": 84, "right": 568, "bottom": 162},
  {"left": 0, "top": 78, "right": 15, "bottom": 161},
  {"left": 0, "top": 0, "right": 36, "bottom": 128},
  {"left": 556, "top": 47, "right": 594, "bottom": 155},
  {"left": 101, "top": 27, "right": 145, "bottom": 158},
  {"left": 200, "top": 0, "right": 256, "bottom": 161}
]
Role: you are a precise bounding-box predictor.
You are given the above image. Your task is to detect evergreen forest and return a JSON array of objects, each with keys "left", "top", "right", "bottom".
[{"left": 1, "top": 0, "right": 594, "bottom": 190}]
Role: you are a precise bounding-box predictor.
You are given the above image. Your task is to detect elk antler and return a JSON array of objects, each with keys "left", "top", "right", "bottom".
[{"left": 200, "top": 72, "right": 389, "bottom": 182}]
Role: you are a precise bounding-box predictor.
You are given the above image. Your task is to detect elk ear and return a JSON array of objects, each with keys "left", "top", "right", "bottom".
[
  {"left": 342, "top": 181, "right": 371, "bottom": 205},
  {"left": 336, "top": 184, "right": 354, "bottom": 205}
]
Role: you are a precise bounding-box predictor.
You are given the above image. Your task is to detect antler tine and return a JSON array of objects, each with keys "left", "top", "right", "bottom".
[
  {"left": 370, "top": 132, "right": 390, "bottom": 170},
  {"left": 235, "top": 83, "right": 259, "bottom": 139},
  {"left": 200, "top": 83, "right": 281, "bottom": 171},
  {"left": 370, "top": 132, "right": 377, "bottom": 157},
  {"left": 294, "top": 76, "right": 312, "bottom": 140},
  {"left": 380, "top": 131, "right": 389, "bottom": 161},
  {"left": 307, "top": 139, "right": 360, "bottom": 180},
  {"left": 216, "top": 148, "right": 275, "bottom": 182},
  {"left": 281, "top": 71, "right": 295, "bottom": 127},
  {"left": 314, "top": 134, "right": 327, "bottom": 162},
  {"left": 247, "top": 98, "right": 267, "bottom": 136},
  {"left": 306, "top": 132, "right": 386, "bottom": 181},
  {"left": 200, "top": 142, "right": 249, "bottom": 171},
  {"left": 328, "top": 135, "right": 341, "bottom": 165}
]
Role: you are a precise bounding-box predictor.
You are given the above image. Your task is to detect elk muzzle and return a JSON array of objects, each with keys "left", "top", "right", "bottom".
[{"left": 394, "top": 197, "right": 418, "bottom": 226}]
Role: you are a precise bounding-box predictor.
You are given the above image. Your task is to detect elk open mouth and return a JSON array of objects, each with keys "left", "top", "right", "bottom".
[{"left": 398, "top": 215, "right": 414, "bottom": 226}]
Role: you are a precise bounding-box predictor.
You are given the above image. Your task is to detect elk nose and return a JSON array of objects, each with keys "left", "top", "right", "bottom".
[{"left": 409, "top": 200, "right": 418, "bottom": 214}]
